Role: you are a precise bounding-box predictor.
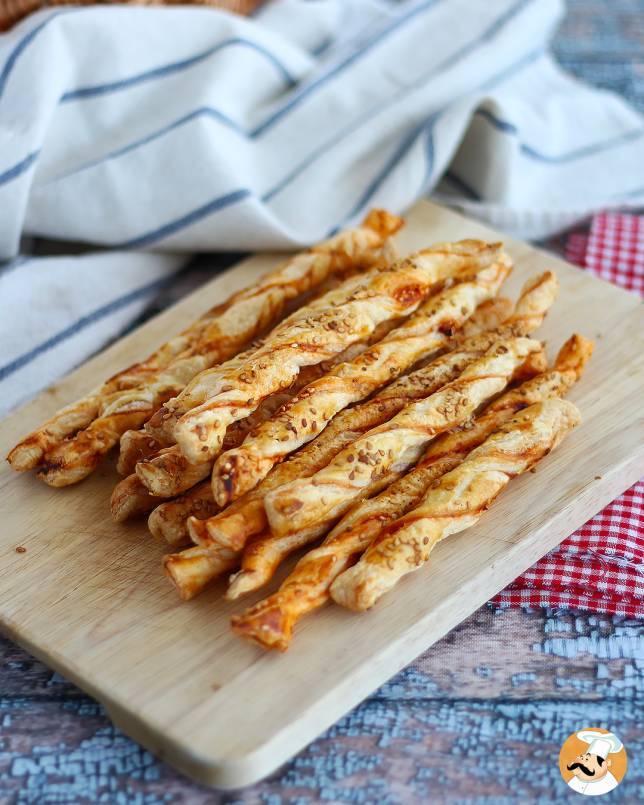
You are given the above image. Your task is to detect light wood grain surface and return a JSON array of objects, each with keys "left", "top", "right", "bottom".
[{"left": 1, "top": 201, "right": 642, "bottom": 789}]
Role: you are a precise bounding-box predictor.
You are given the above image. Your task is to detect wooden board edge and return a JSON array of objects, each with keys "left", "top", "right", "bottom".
[{"left": 204, "top": 447, "right": 644, "bottom": 789}]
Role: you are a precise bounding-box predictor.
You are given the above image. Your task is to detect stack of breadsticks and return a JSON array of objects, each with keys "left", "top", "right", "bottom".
[{"left": 6, "top": 210, "right": 593, "bottom": 651}]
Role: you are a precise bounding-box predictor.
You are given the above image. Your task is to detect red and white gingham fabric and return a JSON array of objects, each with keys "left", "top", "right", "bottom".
[{"left": 491, "top": 212, "right": 644, "bottom": 618}]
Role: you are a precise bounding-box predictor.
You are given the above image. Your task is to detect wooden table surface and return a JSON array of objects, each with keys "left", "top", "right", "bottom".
[{"left": 1, "top": 1, "right": 642, "bottom": 802}]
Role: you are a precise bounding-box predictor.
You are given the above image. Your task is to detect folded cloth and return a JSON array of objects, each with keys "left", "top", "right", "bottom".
[
  {"left": 492, "top": 212, "right": 644, "bottom": 618},
  {"left": 0, "top": 0, "right": 643, "bottom": 260},
  {"left": 0, "top": 251, "right": 186, "bottom": 416},
  {"left": 2, "top": 0, "right": 644, "bottom": 417}
]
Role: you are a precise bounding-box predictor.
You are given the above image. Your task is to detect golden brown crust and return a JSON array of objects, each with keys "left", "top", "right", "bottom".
[
  {"left": 330, "top": 398, "right": 581, "bottom": 611},
  {"left": 211, "top": 258, "right": 511, "bottom": 506},
  {"left": 173, "top": 240, "right": 505, "bottom": 465},
  {"left": 145, "top": 239, "right": 402, "bottom": 444},
  {"left": 167, "top": 415, "right": 386, "bottom": 601},
  {"left": 135, "top": 340, "right": 386, "bottom": 497},
  {"left": 136, "top": 446, "right": 212, "bottom": 498},
  {"left": 163, "top": 545, "right": 238, "bottom": 601},
  {"left": 264, "top": 336, "right": 544, "bottom": 539},
  {"left": 457, "top": 297, "right": 514, "bottom": 336},
  {"left": 167, "top": 271, "right": 558, "bottom": 601},
  {"left": 148, "top": 481, "right": 218, "bottom": 547},
  {"left": 110, "top": 475, "right": 161, "bottom": 523},
  {"left": 193, "top": 281, "right": 534, "bottom": 556},
  {"left": 230, "top": 334, "right": 593, "bottom": 649},
  {"left": 117, "top": 429, "right": 171, "bottom": 477},
  {"left": 10, "top": 211, "right": 399, "bottom": 480},
  {"left": 227, "top": 337, "right": 546, "bottom": 599}
]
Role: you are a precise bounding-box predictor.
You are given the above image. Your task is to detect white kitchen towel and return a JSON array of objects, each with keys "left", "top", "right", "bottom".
[
  {"left": 0, "top": 251, "right": 186, "bottom": 415},
  {"left": 1, "top": 0, "right": 643, "bottom": 412}
]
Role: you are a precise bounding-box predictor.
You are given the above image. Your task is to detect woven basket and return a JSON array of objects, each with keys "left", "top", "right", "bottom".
[{"left": 0, "top": 0, "right": 264, "bottom": 31}]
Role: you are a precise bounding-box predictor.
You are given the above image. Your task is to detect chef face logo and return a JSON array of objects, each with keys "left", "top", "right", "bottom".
[{"left": 559, "top": 728, "right": 627, "bottom": 796}]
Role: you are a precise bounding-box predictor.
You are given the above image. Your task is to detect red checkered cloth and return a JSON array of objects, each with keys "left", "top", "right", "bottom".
[{"left": 491, "top": 211, "right": 644, "bottom": 618}]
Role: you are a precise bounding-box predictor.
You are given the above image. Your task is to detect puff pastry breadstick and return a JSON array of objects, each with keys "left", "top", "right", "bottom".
[
  {"left": 330, "top": 398, "right": 581, "bottom": 611},
  {"left": 264, "top": 337, "right": 544, "bottom": 539},
  {"left": 211, "top": 258, "right": 511, "bottom": 505},
  {"left": 6, "top": 310, "right": 239, "bottom": 473},
  {"left": 37, "top": 339, "right": 270, "bottom": 487},
  {"left": 166, "top": 425, "right": 368, "bottom": 599},
  {"left": 144, "top": 259, "right": 401, "bottom": 445},
  {"left": 228, "top": 338, "right": 545, "bottom": 598},
  {"left": 207, "top": 271, "right": 554, "bottom": 555},
  {"left": 148, "top": 482, "right": 218, "bottom": 547},
  {"left": 457, "top": 297, "right": 514, "bottom": 337},
  {"left": 172, "top": 240, "right": 504, "bottom": 465},
  {"left": 110, "top": 474, "right": 161, "bottom": 523},
  {"left": 117, "top": 430, "right": 170, "bottom": 477},
  {"left": 134, "top": 324, "right": 401, "bottom": 497},
  {"left": 194, "top": 349, "right": 485, "bottom": 552},
  {"left": 163, "top": 282, "right": 544, "bottom": 600},
  {"left": 171, "top": 382, "right": 435, "bottom": 600},
  {"left": 230, "top": 334, "right": 593, "bottom": 648},
  {"left": 11, "top": 210, "right": 399, "bottom": 479},
  {"left": 164, "top": 544, "right": 239, "bottom": 601}
]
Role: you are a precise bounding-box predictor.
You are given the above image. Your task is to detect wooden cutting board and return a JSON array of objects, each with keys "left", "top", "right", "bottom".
[{"left": 1, "top": 201, "right": 642, "bottom": 790}]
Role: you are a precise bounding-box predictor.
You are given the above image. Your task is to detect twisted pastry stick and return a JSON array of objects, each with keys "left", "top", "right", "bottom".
[
  {"left": 457, "top": 297, "right": 513, "bottom": 336},
  {"left": 226, "top": 339, "right": 546, "bottom": 600},
  {"left": 148, "top": 482, "right": 218, "bottom": 547},
  {"left": 144, "top": 251, "right": 400, "bottom": 444},
  {"left": 195, "top": 346, "right": 497, "bottom": 551},
  {"left": 264, "top": 337, "right": 544, "bottom": 539},
  {"left": 172, "top": 240, "right": 504, "bottom": 465},
  {"left": 165, "top": 544, "right": 239, "bottom": 602},
  {"left": 10, "top": 210, "right": 399, "bottom": 479},
  {"left": 331, "top": 398, "right": 581, "bottom": 611},
  {"left": 193, "top": 292, "right": 526, "bottom": 552},
  {"left": 165, "top": 424, "right": 368, "bottom": 599},
  {"left": 134, "top": 322, "right": 400, "bottom": 497},
  {"left": 211, "top": 258, "right": 511, "bottom": 506},
  {"left": 209, "top": 271, "right": 554, "bottom": 553},
  {"left": 134, "top": 387, "right": 293, "bottom": 497},
  {"left": 230, "top": 334, "right": 593, "bottom": 648},
  {"left": 117, "top": 430, "right": 169, "bottom": 477},
  {"left": 162, "top": 294, "right": 518, "bottom": 599},
  {"left": 110, "top": 475, "right": 161, "bottom": 523}
]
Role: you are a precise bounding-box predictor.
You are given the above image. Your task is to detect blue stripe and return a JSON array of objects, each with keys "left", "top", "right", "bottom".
[
  {"left": 58, "top": 108, "right": 244, "bottom": 180},
  {"left": 332, "top": 120, "right": 437, "bottom": 236},
  {"left": 430, "top": 0, "right": 532, "bottom": 76},
  {"left": 11, "top": 0, "right": 526, "bottom": 190},
  {"left": 41, "top": 0, "right": 445, "bottom": 186},
  {"left": 0, "top": 9, "right": 295, "bottom": 103},
  {"left": 52, "top": 0, "right": 531, "bottom": 247},
  {"left": 244, "top": 1, "right": 534, "bottom": 205},
  {"left": 0, "top": 272, "right": 180, "bottom": 382},
  {"left": 60, "top": 37, "right": 297, "bottom": 102},
  {"left": 333, "top": 42, "right": 544, "bottom": 229},
  {"left": 422, "top": 127, "right": 436, "bottom": 192},
  {"left": 47, "top": 29, "right": 541, "bottom": 191},
  {"left": 0, "top": 149, "right": 39, "bottom": 186},
  {"left": 0, "top": 10, "right": 69, "bottom": 99},
  {"left": 476, "top": 108, "right": 517, "bottom": 134},
  {"left": 250, "top": 0, "right": 443, "bottom": 138},
  {"left": 476, "top": 108, "right": 644, "bottom": 163},
  {"left": 112, "top": 188, "right": 251, "bottom": 249}
]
